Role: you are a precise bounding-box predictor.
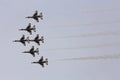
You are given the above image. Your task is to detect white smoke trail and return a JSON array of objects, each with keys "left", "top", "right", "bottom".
[
  {"left": 80, "top": 7, "right": 120, "bottom": 13},
  {"left": 59, "top": 54, "right": 120, "bottom": 61},
  {"left": 49, "top": 19, "right": 120, "bottom": 28},
  {"left": 55, "top": 31, "right": 120, "bottom": 39},
  {"left": 45, "top": 42, "right": 120, "bottom": 51}
]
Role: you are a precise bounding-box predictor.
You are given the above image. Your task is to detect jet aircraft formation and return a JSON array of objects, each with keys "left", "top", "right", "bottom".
[{"left": 13, "top": 11, "right": 48, "bottom": 68}]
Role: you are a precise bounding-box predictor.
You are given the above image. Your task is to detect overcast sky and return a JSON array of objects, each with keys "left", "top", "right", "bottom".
[{"left": 0, "top": 0, "right": 120, "bottom": 80}]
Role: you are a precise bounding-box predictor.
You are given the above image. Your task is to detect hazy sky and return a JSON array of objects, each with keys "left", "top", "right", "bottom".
[{"left": 0, "top": 0, "right": 120, "bottom": 80}]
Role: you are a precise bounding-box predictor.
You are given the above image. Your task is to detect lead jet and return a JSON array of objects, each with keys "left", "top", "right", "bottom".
[
  {"left": 13, "top": 35, "right": 29, "bottom": 46},
  {"left": 22, "top": 46, "right": 39, "bottom": 57},
  {"left": 29, "top": 34, "right": 44, "bottom": 45},
  {"left": 32, "top": 56, "right": 48, "bottom": 68},
  {"left": 19, "top": 23, "right": 36, "bottom": 35},
  {"left": 26, "top": 10, "right": 43, "bottom": 22}
]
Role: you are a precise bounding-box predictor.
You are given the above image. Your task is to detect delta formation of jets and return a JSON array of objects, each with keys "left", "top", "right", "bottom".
[{"left": 13, "top": 11, "right": 48, "bottom": 68}]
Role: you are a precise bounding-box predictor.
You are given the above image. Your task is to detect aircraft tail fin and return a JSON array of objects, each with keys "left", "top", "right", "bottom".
[
  {"left": 33, "top": 25, "right": 36, "bottom": 32},
  {"left": 45, "top": 58, "right": 48, "bottom": 65},
  {"left": 39, "top": 12, "right": 43, "bottom": 20},
  {"left": 36, "top": 48, "right": 39, "bottom": 55},
  {"left": 41, "top": 36, "right": 44, "bottom": 43},
  {"left": 26, "top": 37, "right": 30, "bottom": 43},
  {"left": 40, "top": 17, "right": 43, "bottom": 20}
]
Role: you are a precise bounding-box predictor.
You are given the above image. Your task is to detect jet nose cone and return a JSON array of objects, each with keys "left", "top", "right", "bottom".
[
  {"left": 26, "top": 16, "right": 30, "bottom": 18},
  {"left": 22, "top": 51, "right": 27, "bottom": 53},
  {"left": 19, "top": 28, "right": 22, "bottom": 30},
  {"left": 13, "top": 40, "right": 16, "bottom": 42},
  {"left": 31, "top": 62, "right": 36, "bottom": 64},
  {"left": 26, "top": 16, "right": 29, "bottom": 18}
]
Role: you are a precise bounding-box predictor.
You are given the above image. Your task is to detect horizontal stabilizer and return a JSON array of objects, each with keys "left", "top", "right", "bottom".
[
  {"left": 33, "top": 25, "right": 36, "bottom": 32},
  {"left": 36, "top": 48, "right": 39, "bottom": 55},
  {"left": 41, "top": 36, "right": 44, "bottom": 43},
  {"left": 45, "top": 58, "right": 48, "bottom": 65},
  {"left": 26, "top": 37, "right": 30, "bottom": 43}
]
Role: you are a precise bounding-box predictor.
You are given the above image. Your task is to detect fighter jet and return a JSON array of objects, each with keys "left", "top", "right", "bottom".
[
  {"left": 22, "top": 46, "right": 39, "bottom": 57},
  {"left": 13, "top": 35, "right": 29, "bottom": 46},
  {"left": 19, "top": 23, "right": 36, "bottom": 35},
  {"left": 26, "top": 10, "right": 43, "bottom": 22},
  {"left": 29, "top": 34, "right": 44, "bottom": 45},
  {"left": 32, "top": 56, "right": 48, "bottom": 68}
]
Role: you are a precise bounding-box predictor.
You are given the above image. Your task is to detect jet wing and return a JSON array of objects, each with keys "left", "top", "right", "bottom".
[
  {"left": 34, "top": 17, "right": 39, "bottom": 22},
  {"left": 21, "top": 35, "right": 25, "bottom": 40},
  {"left": 21, "top": 41, "right": 26, "bottom": 46},
  {"left": 40, "top": 63, "right": 44, "bottom": 67},
  {"left": 30, "top": 46, "right": 34, "bottom": 52},
  {"left": 28, "top": 30, "right": 32, "bottom": 35},
  {"left": 35, "top": 34, "right": 39, "bottom": 39},
  {"left": 26, "top": 23, "right": 31, "bottom": 29},
  {"left": 35, "top": 41, "right": 40, "bottom": 45},
  {"left": 31, "top": 53, "right": 35, "bottom": 57},
  {"left": 39, "top": 56, "right": 43, "bottom": 62},
  {"left": 33, "top": 11, "right": 38, "bottom": 17}
]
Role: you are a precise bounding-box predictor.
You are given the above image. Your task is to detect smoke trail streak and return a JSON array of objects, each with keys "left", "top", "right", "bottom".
[
  {"left": 80, "top": 20, "right": 120, "bottom": 26},
  {"left": 53, "top": 31, "right": 120, "bottom": 39},
  {"left": 80, "top": 7, "right": 120, "bottom": 13},
  {"left": 44, "top": 42, "right": 120, "bottom": 51},
  {"left": 49, "top": 19, "right": 120, "bottom": 28},
  {"left": 59, "top": 54, "right": 120, "bottom": 61}
]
